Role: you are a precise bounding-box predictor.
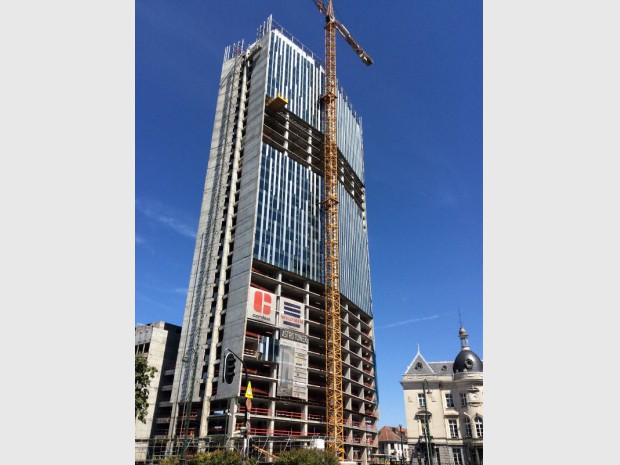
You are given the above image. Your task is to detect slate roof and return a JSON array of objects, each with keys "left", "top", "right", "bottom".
[
  {"left": 429, "top": 361, "right": 454, "bottom": 374},
  {"left": 404, "top": 351, "right": 456, "bottom": 376},
  {"left": 404, "top": 352, "right": 435, "bottom": 375}
]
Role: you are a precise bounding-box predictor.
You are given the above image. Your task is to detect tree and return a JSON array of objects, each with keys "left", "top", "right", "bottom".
[
  {"left": 135, "top": 353, "right": 157, "bottom": 423},
  {"left": 274, "top": 449, "right": 339, "bottom": 465}
]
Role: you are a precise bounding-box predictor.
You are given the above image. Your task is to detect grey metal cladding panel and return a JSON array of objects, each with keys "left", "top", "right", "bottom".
[
  {"left": 242, "top": 114, "right": 265, "bottom": 140},
  {"left": 229, "top": 255, "right": 252, "bottom": 282},
  {"left": 243, "top": 128, "right": 266, "bottom": 158},
  {"left": 244, "top": 115, "right": 264, "bottom": 136},
  {"left": 232, "top": 146, "right": 259, "bottom": 266},
  {"left": 237, "top": 160, "right": 260, "bottom": 196},
  {"left": 225, "top": 268, "right": 252, "bottom": 319},
  {"left": 210, "top": 45, "right": 269, "bottom": 405},
  {"left": 229, "top": 237, "right": 252, "bottom": 278},
  {"left": 236, "top": 195, "right": 259, "bottom": 221},
  {"left": 245, "top": 104, "right": 264, "bottom": 128},
  {"left": 233, "top": 227, "right": 255, "bottom": 253},
  {"left": 234, "top": 175, "right": 259, "bottom": 260},
  {"left": 237, "top": 186, "right": 259, "bottom": 209},
  {"left": 226, "top": 286, "right": 252, "bottom": 323},
  {"left": 222, "top": 41, "right": 266, "bottom": 288}
]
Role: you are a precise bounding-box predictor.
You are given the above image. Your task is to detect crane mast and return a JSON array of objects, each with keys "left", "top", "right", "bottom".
[
  {"left": 312, "top": 0, "right": 373, "bottom": 459},
  {"left": 323, "top": 0, "right": 343, "bottom": 458}
]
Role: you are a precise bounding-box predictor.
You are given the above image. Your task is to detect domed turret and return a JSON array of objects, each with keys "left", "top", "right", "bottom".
[{"left": 453, "top": 326, "right": 483, "bottom": 373}]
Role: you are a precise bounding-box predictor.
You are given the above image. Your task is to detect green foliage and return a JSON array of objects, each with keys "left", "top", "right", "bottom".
[
  {"left": 164, "top": 450, "right": 254, "bottom": 465},
  {"left": 274, "top": 448, "right": 339, "bottom": 465},
  {"left": 159, "top": 456, "right": 180, "bottom": 465},
  {"left": 135, "top": 353, "right": 157, "bottom": 423},
  {"left": 192, "top": 450, "right": 241, "bottom": 465},
  {"left": 156, "top": 449, "right": 261, "bottom": 465}
]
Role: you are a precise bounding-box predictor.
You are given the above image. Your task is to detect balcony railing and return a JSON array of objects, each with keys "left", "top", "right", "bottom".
[
  {"left": 237, "top": 406, "right": 305, "bottom": 421},
  {"left": 307, "top": 413, "right": 325, "bottom": 422}
]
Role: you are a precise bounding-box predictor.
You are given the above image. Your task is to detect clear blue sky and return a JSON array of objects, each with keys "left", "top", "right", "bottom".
[{"left": 136, "top": 0, "right": 482, "bottom": 429}]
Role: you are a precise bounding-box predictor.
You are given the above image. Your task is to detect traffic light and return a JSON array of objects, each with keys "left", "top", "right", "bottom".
[{"left": 223, "top": 352, "right": 236, "bottom": 384}]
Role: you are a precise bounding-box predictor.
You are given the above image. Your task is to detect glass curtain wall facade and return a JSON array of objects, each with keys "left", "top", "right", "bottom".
[
  {"left": 165, "top": 17, "right": 378, "bottom": 465},
  {"left": 260, "top": 20, "right": 372, "bottom": 315}
]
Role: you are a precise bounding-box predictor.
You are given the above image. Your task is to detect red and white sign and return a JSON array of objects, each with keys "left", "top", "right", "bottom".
[{"left": 247, "top": 288, "right": 276, "bottom": 325}]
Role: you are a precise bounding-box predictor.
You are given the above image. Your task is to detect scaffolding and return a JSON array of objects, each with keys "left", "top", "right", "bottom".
[{"left": 169, "top": 46, "right": 249, "bottom": 461}]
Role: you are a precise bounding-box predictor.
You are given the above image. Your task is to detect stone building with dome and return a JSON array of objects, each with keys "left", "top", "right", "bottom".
[{"left": 400, "top": 327, "right": 483, "bottom": 465}]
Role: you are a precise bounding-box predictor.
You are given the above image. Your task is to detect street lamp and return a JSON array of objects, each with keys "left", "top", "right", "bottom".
[
  {"left": 422, "top": 379, "right": 433, "bottom": 465},
  {"left": 399, "top": 424, "right": 405, "bottom": 465}
]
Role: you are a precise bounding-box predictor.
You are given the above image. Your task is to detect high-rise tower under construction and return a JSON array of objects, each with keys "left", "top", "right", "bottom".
[{"left": 164, "top": 17, "right": 378, "bottom": 464}]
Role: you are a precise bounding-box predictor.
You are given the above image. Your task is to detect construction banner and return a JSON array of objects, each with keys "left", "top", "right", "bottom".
[{"left": 276, "top": 329, "right": 308, "bottom": 400}]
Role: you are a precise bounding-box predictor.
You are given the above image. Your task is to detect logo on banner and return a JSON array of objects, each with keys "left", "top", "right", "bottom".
[
  {"left": 247, "top": 288, "right": 276, "bottom": 325},
  {"left": 254, "top": 290, "right": 272, "bottom": 315},
  {"left": 280, "top": 298, "right": 304, "bottom": 330}
]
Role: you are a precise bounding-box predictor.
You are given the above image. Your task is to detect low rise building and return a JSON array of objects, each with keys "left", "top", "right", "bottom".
[
  {"left": 400, "top": 327, "right": 483, "bottom": 465},
  {"left": 377, "top": 426, "right": 410, "bottom": 464},
  {"left": 135, "top": 321, "right": 182, "bottom": 463}
]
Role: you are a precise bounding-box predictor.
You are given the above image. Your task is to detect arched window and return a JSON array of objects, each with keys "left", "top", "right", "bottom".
[
  {"left": 464, "top": 417, "right": 472, "bottom": 438},
  {"left": 475, "top": 416, "right": 483, "bottom": 438}
]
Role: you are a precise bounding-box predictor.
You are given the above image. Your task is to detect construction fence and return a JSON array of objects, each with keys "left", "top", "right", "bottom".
[{"left": 135, "top": 435, "right": 341, "bottom": 465}]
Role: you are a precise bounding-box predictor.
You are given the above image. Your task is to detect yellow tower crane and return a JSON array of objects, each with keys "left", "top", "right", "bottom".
[{"left": 311, "top": 0, "right": 373, "bottom": 459}]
